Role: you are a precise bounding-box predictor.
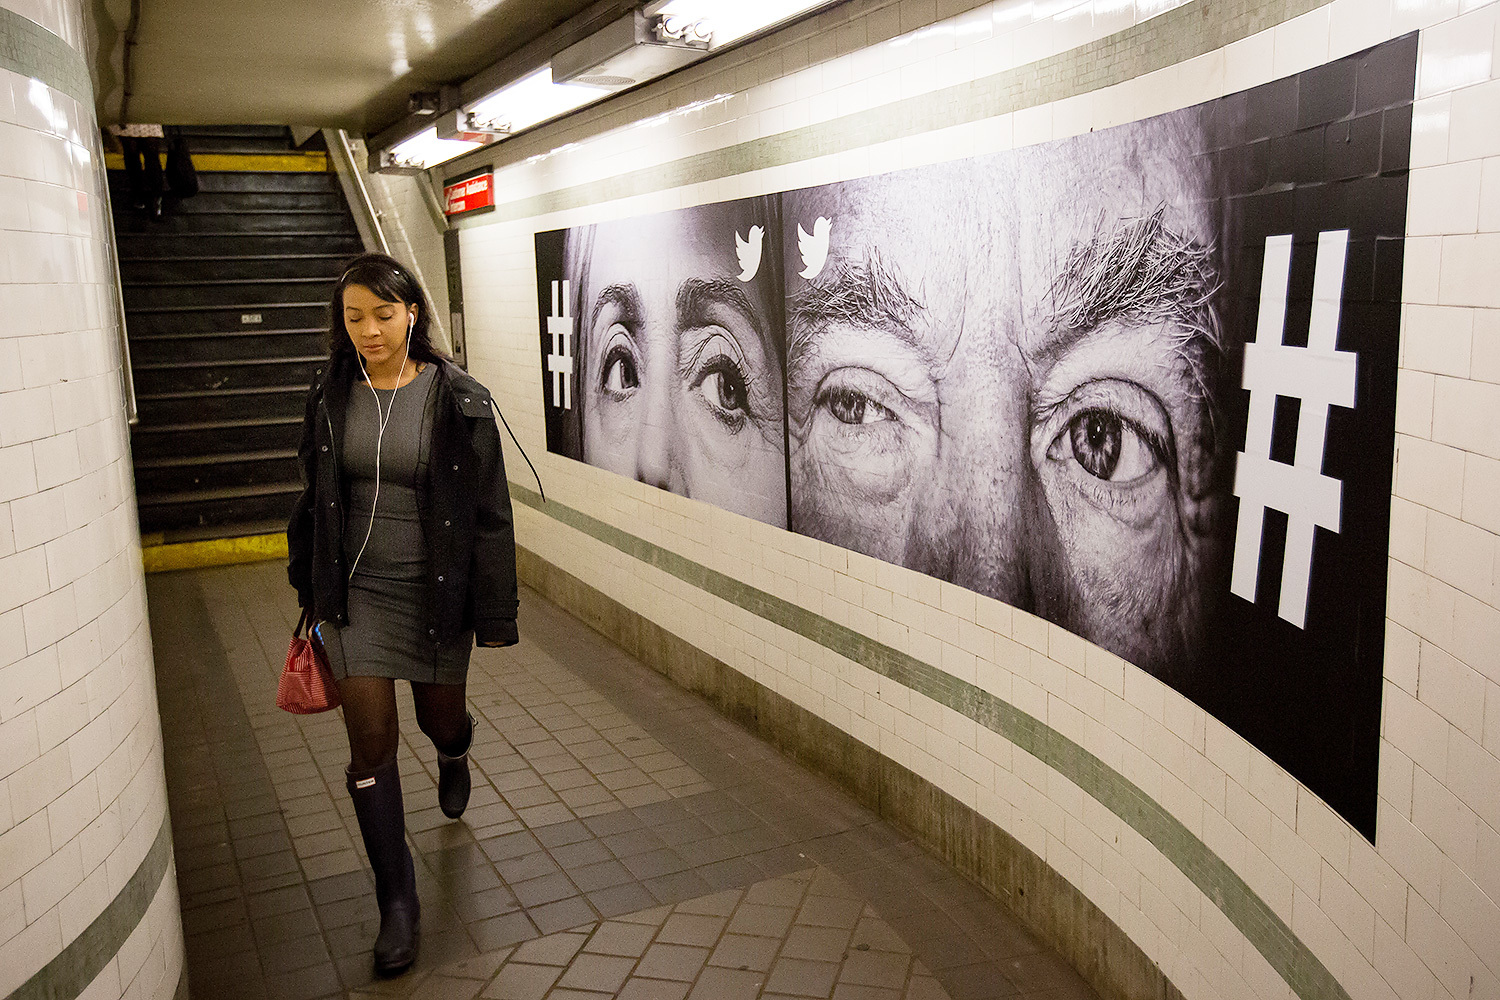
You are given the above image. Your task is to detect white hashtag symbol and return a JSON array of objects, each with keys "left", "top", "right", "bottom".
[
  {"left": 546, "top": 280, "right": 574, "bottom": 410},
  {"left": 1230, "top": 231, "right": 1357, "bottom": 629}
]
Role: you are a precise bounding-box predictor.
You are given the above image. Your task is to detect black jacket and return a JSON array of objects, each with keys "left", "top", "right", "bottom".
[{"left": 286, "top": 353, "right": 519, "bottom": 647}]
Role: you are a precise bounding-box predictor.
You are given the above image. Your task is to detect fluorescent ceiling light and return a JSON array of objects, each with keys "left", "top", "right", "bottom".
[
  {"left": 386, "top": 126, "right": 488, "bottom": 170},
  {"left": 645, "top": 0, "right": 833, "bottom": 48},
  {"left": 468, "top": 67, "right": 611, "bottom": 136}
]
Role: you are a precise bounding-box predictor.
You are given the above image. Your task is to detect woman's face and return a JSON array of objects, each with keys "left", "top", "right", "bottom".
[
  {"left": 577, "top": 206, "right": 787, "bottom": 526},
  {"left": 344, "top": 283, "right": 415, "bottom": 370}
]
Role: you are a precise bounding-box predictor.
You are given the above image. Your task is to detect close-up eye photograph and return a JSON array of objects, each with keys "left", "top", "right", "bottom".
[
  {"left": 538, "top": 196, "right": 790, "bottom": 528},
  {"left": 4, "top": 0, "right": 1462, "bottom": 997}
]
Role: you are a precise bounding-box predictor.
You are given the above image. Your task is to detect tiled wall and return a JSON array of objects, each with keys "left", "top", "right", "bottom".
[
  {"left": 411, "top": 0, "right": 1500, "bottom": 998},
  {"left": 0, "top": 1, "right": 184, "bottom": 998}
]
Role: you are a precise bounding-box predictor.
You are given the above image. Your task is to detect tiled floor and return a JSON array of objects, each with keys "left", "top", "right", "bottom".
[{"left": 148, "top": 561, "right": 1099, "bottom": 1000}]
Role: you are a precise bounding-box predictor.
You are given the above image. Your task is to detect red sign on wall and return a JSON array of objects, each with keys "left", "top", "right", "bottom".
[{"left": 444, "top": 169, "right": 494, "bottom": 217}]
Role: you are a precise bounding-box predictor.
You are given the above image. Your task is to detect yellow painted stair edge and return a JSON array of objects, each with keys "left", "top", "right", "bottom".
[
  {"left": 104, "top": 151, "right": 329, "bottom": 173},
  {"left": 142, "top": 532, "right": 287, "bottom": 573}
]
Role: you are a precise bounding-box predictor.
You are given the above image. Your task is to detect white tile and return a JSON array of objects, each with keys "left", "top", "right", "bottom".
[
  {"left": 0, "top": 385, "right": 55, "bottom": 446},
  {"left": 1448, "top": 79, "right": 1500, "bottom": 163},
  {"left": 1223, "top": 29, "right": 1276, "bottom": 94},
  {"left": 1438, "top": 233, "right": 1500, "bottom": 307},
  {"left": 1383, "top": 683, "right": 1451, "bottom": 779},
  {"left": 0, "top": 546, "right": 48, "bottom": 617},
  {"left": 1404, "top": 305, "right": 1474, "bottom": 379},
  {"left": 1430, "top": 374, "right": 1500, "bottom": 457},
  {"left": 1401, "top": 234, "right": 1443, "bottom": 303},
  {"left": 1408, "top": 95, "right": 1452, "bottom": 169},
  {"left": 1389, "top": 495, "right": 1428, "bottom": 568},
  {"left": 1443, "top": 724, "right": 1500, "bottom": 835},
  {"left": 30, "top": 431, "right": 79, "bottom": 491},
  {"left": 0, "top": 443, "right": 37, "bottom": 503},
  {"left": 1462, "top": 453, "right": 1500, "bottom": 533},
  {"left": 1417, "top": 4, "right": 1498, "bottom": 98},
  {"left": 1406, "top": 880, "right": 1479, "bottom": 1000},
  {"left": 1410, "top": 764, "right": 1479, "bottom": 868},
  {"left": 1394, "top": 435, "right": 1467, "bottom": 515},
  {"left": 6, "top": 738, "right": 68, "bottom": 821},
  {"left": 1469, "top": 308, "right": 1500, "bottom": 384},
  {"left": 1407, "top": 160, "right": 1483, "bottom": 236},
  {"left": 10, "top": 484, "right": 66, "bottom": 551},
  {"left": 22, "top": 582, "right": 76, "bottom": 653},
  {"left": 1272, "top": 5, "right": 1331, "bottom": 78},
  {"left": 1416, "top": 637, "right": 1488, "bottom": 738},
  {"left": 20, "top": 837, "right": 80, "bottom": 921},
  {"left": 1330, "top": 0, "right": 1395, "bottom": 56}
]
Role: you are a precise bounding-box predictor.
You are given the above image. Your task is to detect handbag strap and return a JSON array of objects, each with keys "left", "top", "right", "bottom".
[{"left": 295, "top": 608, "right": 310, "bottom": 639}]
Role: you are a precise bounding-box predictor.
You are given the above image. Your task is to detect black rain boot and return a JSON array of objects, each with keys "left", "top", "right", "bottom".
[
  {"left": 346, "top": 760, "right": 420, "bottom": 975},
  {"left": 436, "top": 713, "right": 474, "bottom": 819}
]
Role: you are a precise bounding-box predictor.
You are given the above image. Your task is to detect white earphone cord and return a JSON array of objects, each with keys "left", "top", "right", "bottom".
[{"left": 347, "top": 315, "right": 412, "bottom": 581}]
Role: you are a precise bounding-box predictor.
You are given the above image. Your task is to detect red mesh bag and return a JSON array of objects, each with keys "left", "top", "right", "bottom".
[{"left": 277, "top": 610, "right": 341, "bottom": 714}]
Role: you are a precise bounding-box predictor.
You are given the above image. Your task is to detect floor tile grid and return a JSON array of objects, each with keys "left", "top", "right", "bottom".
[
  {"left": 155, "top": 564, "right": 1100, "bottom": 1000},
  {"left": 349, "top": 866, "right": 954, "bottom": 1000}
]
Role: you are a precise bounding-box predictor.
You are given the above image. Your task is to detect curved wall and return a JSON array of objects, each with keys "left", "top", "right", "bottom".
[
  {"left": 0, "top": 2, "right": 184, "bottom": 998},
  {"left": 442, "top": 0, "right": 1500, "bottom": 997}
]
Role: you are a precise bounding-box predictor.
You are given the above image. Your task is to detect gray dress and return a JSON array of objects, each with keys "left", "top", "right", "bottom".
[{"left": 319, "top": 363, "right": 474, "bottom": 684}]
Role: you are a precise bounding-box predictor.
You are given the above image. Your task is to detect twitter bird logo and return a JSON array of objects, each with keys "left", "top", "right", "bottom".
[
  {"left": 735, "top": 225, "right": 764, "bottom": 282},
  {"left": 797, "top": 217, "right": 831, "bottom": 280}
]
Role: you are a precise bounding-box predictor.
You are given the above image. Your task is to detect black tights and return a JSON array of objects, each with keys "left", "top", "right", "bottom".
[{"left": 338, "top": 676, "right": 470, "bottom": 772}]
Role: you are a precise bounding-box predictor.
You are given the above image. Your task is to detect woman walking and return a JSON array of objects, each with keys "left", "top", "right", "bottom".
[{"left": 287, "top": 253, "right": 518, "bottom": 975}]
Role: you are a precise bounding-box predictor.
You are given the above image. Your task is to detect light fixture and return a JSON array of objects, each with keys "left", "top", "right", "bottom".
[
  {"left": 551, "top": 9, "right": 708, "bottom": 89},
  {"left": 466, "top": 67, "right": 611, "bottom": 137},
  {"left": 642, "top": 0, "right": 834, "bottom": 49},
  {"left": 381, "top": 126, "right": 488, "bottom": 172},
  {"left": 372, "top": 0, "right": 842, "bottom": 173}
]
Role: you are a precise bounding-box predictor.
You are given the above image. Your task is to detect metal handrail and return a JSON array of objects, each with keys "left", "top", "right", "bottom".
[{"left": 325, "top": 128, "right": 390, "bottom": 256}]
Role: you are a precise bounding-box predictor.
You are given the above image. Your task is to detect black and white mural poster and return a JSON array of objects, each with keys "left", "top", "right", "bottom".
[{"left": 535, "top": 35, "right": 1418, "bottom": 839}]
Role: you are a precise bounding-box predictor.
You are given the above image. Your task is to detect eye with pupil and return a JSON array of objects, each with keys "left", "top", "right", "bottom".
[
  {"left": 692, "top": 357, "right": 750, "bottom": 422},
  {"left": 601, "top": 344, "right": 639, "bottom": 394},
  {"left": 1070, "top": 409, "right": 1123, "bottom": 479},
  {"left": 821, "top": 387, "right": 893, "bottom": 425}
]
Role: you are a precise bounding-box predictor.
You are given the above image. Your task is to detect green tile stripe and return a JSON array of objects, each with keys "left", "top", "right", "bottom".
[
  {"left": 0, "top": 5, "right": 93, "bottom": 106},
  {"left": 510, "top": 482, "right": 1351, "bottom": 1000},
  {"left": 465, "top": 0, "right": 1331, "bottom": 226},
  {"left": 6, "top": 814, "right": 175, "bottom": 1000}
]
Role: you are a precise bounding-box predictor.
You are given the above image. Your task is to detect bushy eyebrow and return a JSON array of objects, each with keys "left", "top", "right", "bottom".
[
  {"left": 590, "top": 283, "right": 642, "bottom": 331},
  {"left": 786, "top": 250, "right": 928, "bottom": 380},
  {"left": 676, "top": 277, "right": 762, "bottom": 337},
  {"left": 1040, "top": 206, "right": 1222, "bottom": 365}
]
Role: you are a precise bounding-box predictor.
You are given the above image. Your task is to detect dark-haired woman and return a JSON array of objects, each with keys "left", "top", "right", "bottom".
[{"left": 287, "top": 253, "right": 518, "bottom": 976}]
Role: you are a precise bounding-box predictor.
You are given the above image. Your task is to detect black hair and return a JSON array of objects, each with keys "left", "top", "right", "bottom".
[{"left": 327, "top": 252, "right": 447, "bottom": 364}]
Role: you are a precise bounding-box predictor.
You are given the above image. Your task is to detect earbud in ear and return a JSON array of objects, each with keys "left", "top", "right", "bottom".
[{"left": 408, "top": 313, "right": 415, "bottom": 334}]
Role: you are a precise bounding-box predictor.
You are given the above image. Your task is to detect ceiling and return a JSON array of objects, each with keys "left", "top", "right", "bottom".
[{"left": 89, "top": 0, "right": 609, "bottom": 133}]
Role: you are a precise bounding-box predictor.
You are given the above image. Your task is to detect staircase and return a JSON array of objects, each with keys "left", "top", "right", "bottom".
[{"left": 111, "top": 126, "right": 364, "bottom": 541}]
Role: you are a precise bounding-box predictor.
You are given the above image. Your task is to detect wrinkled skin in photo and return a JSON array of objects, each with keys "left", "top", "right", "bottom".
[
  {"left": 567, "top": 200, "right": 788, "bottom": 527},
  {"left": 783, "top": 112, "right": 1229, "bottom": 674}
]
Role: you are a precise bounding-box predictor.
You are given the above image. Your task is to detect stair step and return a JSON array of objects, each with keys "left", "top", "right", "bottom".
[
  {"left": 124, "top": 302, "right": 327, "bottom": 336},
  {"left": 136, "top": 482, "right": 303, "bottom": 535},
  {"left": 136, "top": 447, "right": 297, "bottom": 469},
  {"left": 134, "top": 385, "right": 310, "bottom": 426},
  {"left": 121, "top": 256, "right": 345, "bottom": 283},
  {"left": 128, "top": 331, "right": 326, "bottom": 365},
  {"left": 132, "top": 416, "right": 303, "bottom": 459},
  {"left": 134, "top": 354, "right": 325, "bottom": 369},
  {"left": 128, "top": 325, "right": 325, "bottom": 340},
  {"left": 116, "top": 233, "right": 363, "bottom": 257},
  {"left": 113, "top": 212, "right": 356, "bottom": 236},
  {"left": 136, "top": 453, "right": 303, "bottom": 502},
  {"left": 132, "top": 356, "right": 324, "bottom": 394},
  {"left": 123, "top": 280, "right": 332, "bottom": 309},
  {"left": 105, "top": 185, "right": 346, "bottom": 214}
]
